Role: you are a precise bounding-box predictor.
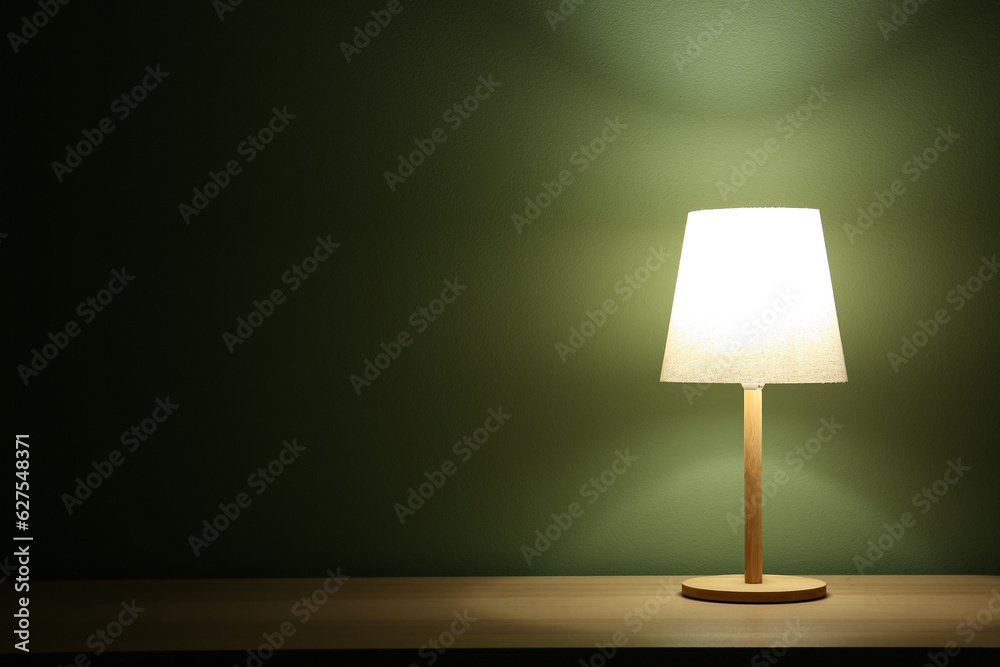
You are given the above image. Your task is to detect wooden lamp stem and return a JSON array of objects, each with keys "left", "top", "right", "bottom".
[
  {"left": 744, "top": 388, "right": 763, "bottom": 584},
  {"left": 680, "top": 387, "right": 826, "bottom": 602}
]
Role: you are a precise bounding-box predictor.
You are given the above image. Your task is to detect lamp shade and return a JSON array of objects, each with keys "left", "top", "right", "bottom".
[{"left": 660, "top": 207, "right": 847, "bottom": 385}]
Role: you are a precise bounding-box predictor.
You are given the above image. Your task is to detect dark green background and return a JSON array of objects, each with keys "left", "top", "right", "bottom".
[{"left": 4, "top": 0, "right": 998, "bottom": 581}]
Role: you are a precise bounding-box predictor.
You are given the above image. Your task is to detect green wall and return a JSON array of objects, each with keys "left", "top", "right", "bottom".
[{"left": 7, "top": 0, "right": 999, "bottom": 580}]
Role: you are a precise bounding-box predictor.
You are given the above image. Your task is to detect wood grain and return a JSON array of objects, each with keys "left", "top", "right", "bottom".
[
  {"left": 8, "top": 575, "right": 1000, "bottom": 651},
  {"left": 682, "top": 574, "right": 826, "bottom": 603}
]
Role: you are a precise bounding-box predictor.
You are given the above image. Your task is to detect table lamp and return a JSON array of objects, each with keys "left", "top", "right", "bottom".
[{"left": 661, "top": 207, "right": 847, "bottom": 603}]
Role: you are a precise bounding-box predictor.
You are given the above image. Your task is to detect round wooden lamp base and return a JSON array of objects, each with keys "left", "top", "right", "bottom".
[{"left": 681, "top": 574, "right": 827, "bottom": 603}]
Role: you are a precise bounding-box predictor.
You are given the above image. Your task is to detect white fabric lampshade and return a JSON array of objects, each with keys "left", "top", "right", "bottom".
[{"left": 661, "top": 208, "right": 847, "bottom": 385}]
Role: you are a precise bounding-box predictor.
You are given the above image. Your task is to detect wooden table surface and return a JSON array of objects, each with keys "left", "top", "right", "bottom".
[{"left": 9, "top": 575, "right": 1000, "bottom": 652}]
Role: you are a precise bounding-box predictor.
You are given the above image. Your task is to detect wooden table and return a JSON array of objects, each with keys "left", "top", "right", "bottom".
[{"left": 8, "top": 575, "right": 1000, "bottom": 652}]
